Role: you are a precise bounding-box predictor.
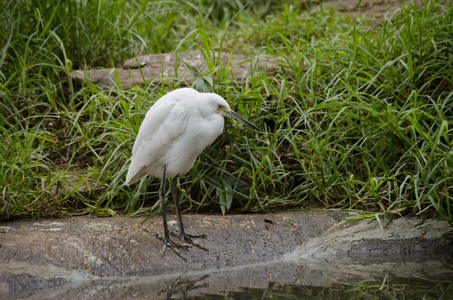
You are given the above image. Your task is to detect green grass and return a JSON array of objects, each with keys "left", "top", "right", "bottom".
[{"left": 1, "top": 0, "right": 452, "bottom": 234}]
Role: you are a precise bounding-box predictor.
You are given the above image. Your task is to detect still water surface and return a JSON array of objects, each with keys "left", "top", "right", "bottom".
[{"left": 22, "top": 253, "right": 451, "bottom": 299}]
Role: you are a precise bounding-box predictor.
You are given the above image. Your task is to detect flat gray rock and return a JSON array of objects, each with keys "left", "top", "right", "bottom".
[
  {"left": 69, "top": 51, "right": 281, "bottom": 89},
  {"left": 0, "top": 211, "right": 451, "bottom": 299}
]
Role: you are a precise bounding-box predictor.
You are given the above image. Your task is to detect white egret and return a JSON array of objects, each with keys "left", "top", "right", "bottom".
[{"left": 124, "top": 88, "right": 260, "bottom": 260}]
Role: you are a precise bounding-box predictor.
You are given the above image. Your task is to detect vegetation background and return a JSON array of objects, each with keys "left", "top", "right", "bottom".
[{"left": 1, "top": 0, "right": 452, "bottom": 235}]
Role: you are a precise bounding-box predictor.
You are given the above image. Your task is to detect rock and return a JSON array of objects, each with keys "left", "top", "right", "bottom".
[
  {"left": 0, "top": 211, "right": 451, "bottom": 299},
  {"left": 69, "top": 51, "right": 281, "bottom": 89}
]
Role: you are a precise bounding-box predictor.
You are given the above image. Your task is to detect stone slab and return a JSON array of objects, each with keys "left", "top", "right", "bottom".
[
  {"left": 0, "top": 211, "right": 451, "bottom": 298},
  {"left": 69, "top": 51, "right": 281, "bottom": 89}
]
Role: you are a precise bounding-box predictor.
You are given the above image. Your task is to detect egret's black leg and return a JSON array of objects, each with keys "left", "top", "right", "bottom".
[
  {"left": 155, "top": 166, "right": 189, "bottom": 261},
  {"left": 171, "top": 177, "right": 208, "bottom": 252}
]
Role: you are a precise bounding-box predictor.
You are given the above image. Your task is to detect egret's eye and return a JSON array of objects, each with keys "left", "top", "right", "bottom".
[{"left": 217, "top": 104, "right": 223, "bottom": 109}]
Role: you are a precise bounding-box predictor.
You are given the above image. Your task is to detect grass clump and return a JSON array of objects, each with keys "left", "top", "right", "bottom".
[{"left": 1, "top": 0, "right": 452, "bottom": 233}]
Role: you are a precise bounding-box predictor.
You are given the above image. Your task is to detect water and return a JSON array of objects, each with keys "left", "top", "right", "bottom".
[
  {"left": 14, "top": 253, "right": 451, "bottom": 299},
  {"left": 188, "top": 281, "right": 453, "bottom": 300}
]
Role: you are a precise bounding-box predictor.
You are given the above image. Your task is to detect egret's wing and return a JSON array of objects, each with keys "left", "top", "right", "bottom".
[{"left": 125, "top": 97, "right": 190, "bottom": 184}]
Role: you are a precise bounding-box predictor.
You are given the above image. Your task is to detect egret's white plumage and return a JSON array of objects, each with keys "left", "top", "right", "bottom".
[
  {"left": 125, "top": 88, "right": 257, "bottom": 184},
  {"left": 124, "top": 87, "right": 259, "bottom": 259}
]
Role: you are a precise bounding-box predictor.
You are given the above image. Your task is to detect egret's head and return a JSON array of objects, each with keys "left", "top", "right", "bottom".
[{"left": 210, "top": 95, "right": 260, "bottom": 131}]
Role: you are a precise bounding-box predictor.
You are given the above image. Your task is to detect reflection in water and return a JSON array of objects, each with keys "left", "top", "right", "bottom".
[
  {"left": 159, "top": 254, "right": 453, "bottom": 299},
  {"left": 159, "top": 275, "right": 209, "bottom": 299},
  {"left": 3, "top": 254, "right": 452, "bottom": 299},
  {"left": 187, "top": 280, "right": 453, "bottom": 300}
]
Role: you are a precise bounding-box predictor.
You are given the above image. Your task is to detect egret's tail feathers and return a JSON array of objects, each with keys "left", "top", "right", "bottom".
[{"left": 125, "top": 164, "right": 149, "bottom": 186}]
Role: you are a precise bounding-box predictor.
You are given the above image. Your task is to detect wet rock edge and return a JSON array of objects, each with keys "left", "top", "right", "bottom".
[{"left": 0, "top": 211, "right": 451, "bottom": 299}]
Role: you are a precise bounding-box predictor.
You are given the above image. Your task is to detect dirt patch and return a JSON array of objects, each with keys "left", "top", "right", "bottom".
[{"left": 319, "top": 0, "right": 422, "bottom": 14}]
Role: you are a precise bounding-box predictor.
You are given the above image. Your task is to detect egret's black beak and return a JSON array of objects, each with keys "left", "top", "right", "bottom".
[{"left": 227, "top": 109, "right": 261, "bottom": 131}]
